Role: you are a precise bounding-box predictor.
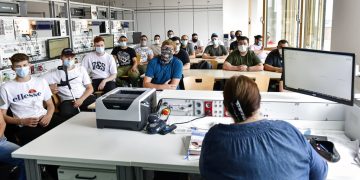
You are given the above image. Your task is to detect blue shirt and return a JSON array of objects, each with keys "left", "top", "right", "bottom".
[
  {"left": 145, "top": 57, "right": 183, "bottom": 85},
  {"left": 200, "top": 120, "right": 328, "bottom": 180}
]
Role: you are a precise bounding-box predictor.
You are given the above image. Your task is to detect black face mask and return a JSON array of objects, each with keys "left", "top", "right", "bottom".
[
  {"left": 230, "top": 35, "right": 235, "bottom": 39},
  {"left": 192, "top": 38, "right": 198, "bottom": 42}
]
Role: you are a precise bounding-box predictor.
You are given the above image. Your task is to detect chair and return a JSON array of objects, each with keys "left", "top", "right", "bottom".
[
  {"left": 254, "top": 74, "right": 270, "bottom": 92},
  {"left": 183, "top": 76, "right": 215, "bottom": 90},
  {"left": 208, "top": 60, "right": 219, "bottom": 69}
]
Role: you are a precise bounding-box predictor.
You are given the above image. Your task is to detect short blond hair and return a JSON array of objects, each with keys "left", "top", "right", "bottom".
[{"left": 161, "top": 39, "right": 176, "bottom": 50}]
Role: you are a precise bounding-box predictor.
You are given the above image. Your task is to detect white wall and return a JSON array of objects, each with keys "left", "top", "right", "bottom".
[
  {"left": 119, "top": 0, "right": 223, "bottom": 45},
  {"left": 331, "top": 0, "right": 360, "bottom": 92},
  {"left": 223, "top": 0, "right": 249, "bottom": 36}
]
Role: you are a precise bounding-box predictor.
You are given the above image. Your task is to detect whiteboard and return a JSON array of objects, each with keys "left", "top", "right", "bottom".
[{"left": 283, "top": 48, "right": 354, "bottom": 105}]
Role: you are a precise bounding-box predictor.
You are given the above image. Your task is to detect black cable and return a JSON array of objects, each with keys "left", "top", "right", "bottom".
[{"left": 170, "top": 115, "right": 206, "bottom": 125}]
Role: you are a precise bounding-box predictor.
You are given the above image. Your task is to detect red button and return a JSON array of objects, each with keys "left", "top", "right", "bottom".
[{"left": 161, "top": 108, "right": 171, "bottom": 115}]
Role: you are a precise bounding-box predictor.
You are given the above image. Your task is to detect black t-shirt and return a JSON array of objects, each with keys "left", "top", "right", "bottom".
[
  {"left": 174, "top": 49, "right": 190, "bottom": 65},
  {"left": 264, "top": 49, "right": 283, "bottom": 68},
  {"left": 229, "top": 41, "right": 238, "bottom": 51},
  {"left": 111, "top": 47, "right": 136, "bottom": 67}
]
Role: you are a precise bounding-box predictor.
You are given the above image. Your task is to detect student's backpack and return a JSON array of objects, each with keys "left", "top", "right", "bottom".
[{"left": 196, "top": 60, "right": 212, "bottom": 69}]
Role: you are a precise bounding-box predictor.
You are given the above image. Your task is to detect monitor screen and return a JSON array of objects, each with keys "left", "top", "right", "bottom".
[
  {"left": 283, "top": 47, "right": 355, "bottom": 106},
  {"left": 132, "top": 32, "right": 142, "bottom": 44},
  {"left": 47, "top": 37, "right": 70, "bottom": 59},
  {"left": 100, "top": 34, "right": 114, "bottom": 49}
]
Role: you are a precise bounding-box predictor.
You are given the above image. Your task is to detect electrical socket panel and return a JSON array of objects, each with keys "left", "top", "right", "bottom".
[{"left": 159, "top": 98, "right": 229, "bottom": 117}]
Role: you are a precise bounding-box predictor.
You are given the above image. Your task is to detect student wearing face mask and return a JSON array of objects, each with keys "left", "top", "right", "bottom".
[
  {"left": 264, "top": 40, "right": 288, "bottom": 91},
  {"left": 202, "top": 33, "right": 228, "bottom": 59},
  {"left": 189, "top": 33, "right": 204, "bottom": 55},
  {"left": 229, "top": 30, "right": 242, "bottom": 52},
  {"left": 230, "top": 31, "right": 236, "bottom": 41},
  {"left": 167, "top": 30, "right": 174, "bottom": 39},
  {"left": 223, "top": 36, "right": 263, "bottom": 71},
  {"left": 0, "top": 53, "right": 64, "bottom": 145},
  {"left": 250, "top": 35, "right": 267, "bottom": 60},
  {"left": 135, "top": 35, "right": 154, "bottom": 74},
  {"left": 44, "top": 48, "right": 95, "bottom": 120},
  {"left": 150, "top": 34, "right": 162, "bottom": 57},
  {"left": 180, "top": 35, "right": 195, "bottom": 58},
  {"left": 171, "top": 36, "right": 191, "bottom": 70},
  {"left": 81, "top": 36, "right": 117, "bottom": 94},
  {"left": 143, "top": 40, "right": 183, "bottom": 90},
  {"left": 111, "top": 35, "right": 140, "bottom": 87},
  {"left": 264, "top": 39, "right": 288, "bottom": 73}
]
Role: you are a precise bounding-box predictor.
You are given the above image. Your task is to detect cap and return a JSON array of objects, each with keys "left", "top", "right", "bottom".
[
  {"left": 61, "top": 48, "right": 75, "bottom": 56},
  {"left": 211, "top": 33, "right": 218, "bottom": 38}
]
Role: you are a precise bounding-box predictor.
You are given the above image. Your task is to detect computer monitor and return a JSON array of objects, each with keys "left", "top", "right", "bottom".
[
  {"left": 132, "top": 32, "right": 142, "bottom": 44},
  {"left": 100, "top": 34, "right": 114, "bottom": 49},
  {"left": 46, "top": 37, "right": 70, "bottom": 59},
  {"left": 283, "top": 47, "right": 355, "bottom": 106}
]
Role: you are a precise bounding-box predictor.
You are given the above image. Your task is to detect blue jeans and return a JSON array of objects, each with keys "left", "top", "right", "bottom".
[{"left": 0, "top": 136, "right": 26, "bottom": 180}]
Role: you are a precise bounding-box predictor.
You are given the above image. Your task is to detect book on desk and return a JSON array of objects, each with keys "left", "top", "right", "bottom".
[{"left": 186, "top": 129, "right": 207, "bottom": 160}]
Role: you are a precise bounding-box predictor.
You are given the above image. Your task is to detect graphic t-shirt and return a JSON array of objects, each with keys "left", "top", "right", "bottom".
[
  {"left": 44, "top": 65, "right": 91, "bottom": 101},
  {"left": 135, "top": 46, "right": 154, "bottom": 63},
  {"left": 81, "top": 52, "right": 117, "bottom": 80},
  {"left": 0, "top": 77, "right": 52, "bottom": 119},
  {"left": 111, "top": 47, "right": 136, "bottom": 67}
]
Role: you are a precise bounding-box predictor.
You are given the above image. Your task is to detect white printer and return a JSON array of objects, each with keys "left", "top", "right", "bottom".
[{"left": 96, "top": 87, "right": 156, "bottom": 131}]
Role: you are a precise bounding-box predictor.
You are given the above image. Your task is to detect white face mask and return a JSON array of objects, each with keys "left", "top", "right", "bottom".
[
  {"left": 168, "top": 34, "right": 174, "bottom": 38},
  {"left": 238, "top": 45, "right": 248, "bottom": 53},
  {"left": 278, "top": 49, "right": 283, "bottom": 56},
  {"left": 175, "top": 44, "right": 181, "bottom": 52},
  {"left": 95, "top": 47, "right": 105, "bottom": 54},
  {"left": 119, "top": 42, "right": 127, "bottom": 47},
  {"left": 141, "top": 41, "right": 147, "bottom": 46},
  {"left": 154, "top": 40, "right": 160, "bottom": 45}
]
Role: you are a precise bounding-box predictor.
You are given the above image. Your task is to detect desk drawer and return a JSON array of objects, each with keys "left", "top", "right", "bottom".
[{"left": 58, "top": 166, "right": 116, "bottom": 180}]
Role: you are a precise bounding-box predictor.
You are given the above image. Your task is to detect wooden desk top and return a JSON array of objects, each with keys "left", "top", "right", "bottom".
[
  {"left": 183, "top": 69, "right": 281, "bottom": 80},
  {"left": 189, "top": 58, "right": 226, "bottom": 64}
]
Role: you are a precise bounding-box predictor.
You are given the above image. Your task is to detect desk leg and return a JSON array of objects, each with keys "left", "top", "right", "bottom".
[
  {"left": 24, "top": 159, "right": 41, "bottom": 180},
  {"left": 116, "top": 166, "right": 143, "bottom": 180}
]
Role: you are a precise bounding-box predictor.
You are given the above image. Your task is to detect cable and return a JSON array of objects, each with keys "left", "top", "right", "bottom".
[{"left": 171, "top": 115, "right": 206, "bottom": 125}]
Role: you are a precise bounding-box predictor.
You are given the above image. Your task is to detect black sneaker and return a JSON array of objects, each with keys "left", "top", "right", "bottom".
[{"left": 310, "top": 138, "right": 340, "bottom": 162}]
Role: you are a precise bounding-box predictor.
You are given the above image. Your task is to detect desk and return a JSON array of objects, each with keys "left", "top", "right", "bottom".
[
  {"left": 12, "top": 112, "right": 360, "bottom": 180},
  {"left": 189, "top": 58, "right": 225, "bottom": 64},
  {"left": 183, "top": 69, "right": 281, "bottom": 80}
]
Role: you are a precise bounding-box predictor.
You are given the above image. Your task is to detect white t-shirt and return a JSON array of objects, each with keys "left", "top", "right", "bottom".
[
  {"left": 0, "top": 77, "right": 52, "bottom": 119},
  {"left": 81, "top": 52, "right": 117, "bottom": 80},
  {"left": 150, "top": 44, "right": 161, "bottom": 57},
  {"left": 250, "top": 44, "right": 268, "bottom": 60},
  {"left": 135, "top": 46, "right": 154, "bottom": 63},
  {"left": 190, "top": 39, "right": 204, "bottom": 50},
  {"left": 44, "top": 65, "right": 91, "bottom": 101}
]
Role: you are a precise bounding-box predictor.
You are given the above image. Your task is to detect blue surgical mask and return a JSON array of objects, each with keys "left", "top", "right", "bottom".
[
  {"left": 258, "top": 41, "right": 262, "bottom": 46},
  {"left": 181, "top": 40, "right": 188, "bottom": 46},
  {"left": 119, "top": 42, "right": 127, "bottom": 47},
  {"left": 213, "top": 39, "right": 219, "bottom": 46},
  {"left": 15, "top": 66, "right": 30, "bottom": 78},
  {"left": 64, "top": 59, "right": 75, "bottom": 67},
  {"left": 95, "top": 47, "right": 105, "bottom": 54}
]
